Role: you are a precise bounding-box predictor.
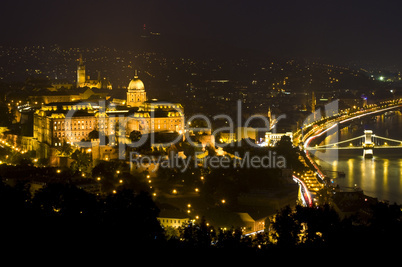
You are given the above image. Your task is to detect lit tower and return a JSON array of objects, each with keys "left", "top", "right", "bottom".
[
  {"left": 77, "top": 54, "right": 86, "bottom": 87},
  {"left": 127, "top": 71, "right": 147, "bottom": 107},
  {"left": 363, "top": 130, "right": 374, "bottom": 158},
  {"left": 267, "top": 106, "right": 272, "bottom": 122},
  {"left": 267, "top": 106, "right": 272, "bottom": 128},
  {"left": 311, "top": 91, "right": 316, "bottom": 113}
]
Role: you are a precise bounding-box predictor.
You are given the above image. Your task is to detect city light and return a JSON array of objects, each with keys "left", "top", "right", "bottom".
[{"left": 1, "top": 17, "right": 402, "bottom": 251}]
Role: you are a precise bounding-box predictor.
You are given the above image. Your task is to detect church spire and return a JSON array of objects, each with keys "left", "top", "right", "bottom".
[
  {"left": 78, "top": 53, "right": 84, "bottom": 65},
  {"left": 77, "top": 54, "right": 86, "bottom": 87},
  {"left": 311, "top": 91, "right": 316, "bottom": 113},
  {"left": 267, "top": 106, "right": 271, "bottom": 121}
]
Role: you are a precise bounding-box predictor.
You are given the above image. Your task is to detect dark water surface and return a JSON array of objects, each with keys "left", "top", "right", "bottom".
[{"left": 312, "top": 110, "right": 402, "bottom": 204}]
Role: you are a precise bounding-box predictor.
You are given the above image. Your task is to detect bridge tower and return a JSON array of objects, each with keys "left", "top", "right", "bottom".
[{"left": 363, "top": 130, "right": 374, "bottom": 158}]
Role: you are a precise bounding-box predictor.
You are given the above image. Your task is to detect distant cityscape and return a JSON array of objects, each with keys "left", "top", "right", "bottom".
[
  {"left": 1, "top": 44, "right": 401, "bottom": 122},
  {"left": 1, "top": 42, "right": 402, "bottom": 251}
]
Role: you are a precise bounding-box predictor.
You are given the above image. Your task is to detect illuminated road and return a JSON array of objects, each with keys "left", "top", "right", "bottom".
[
  {"left": 302, "top": 100, "right": 402, "bottom": 148},
  {"left": 293, "top": 99, "right": 402, "bottom": 206},
  {"left": 303, "top": 103, "right": 402, "bottom": 153},
  {"left": 292, "top": 175, "right": 313, "bottom": 207}
]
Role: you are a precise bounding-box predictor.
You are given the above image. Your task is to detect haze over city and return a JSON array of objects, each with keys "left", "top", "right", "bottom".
[{"left": 2, "top": 0, "right": 402, "bottom": 68}]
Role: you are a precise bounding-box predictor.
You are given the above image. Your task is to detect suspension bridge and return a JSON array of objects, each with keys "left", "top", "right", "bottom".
[
  {"left": 305, "top": 130, "right": 402, "bottom": 158},
  {"left": 295, "top": 102, "right": 402, "bottom": 206}
]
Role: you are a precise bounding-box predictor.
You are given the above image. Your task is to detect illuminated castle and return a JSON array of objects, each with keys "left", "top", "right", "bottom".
[
  {"left": 76, "top": 54, "right": 112, "bottom": 90},
  {"left": 33, "top": 71, "right": 184, "bottom": 159}
]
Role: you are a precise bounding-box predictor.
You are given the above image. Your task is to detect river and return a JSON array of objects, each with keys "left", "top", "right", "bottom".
[{"left": 310, "top": 109, "right": 402, "bottom": 204}]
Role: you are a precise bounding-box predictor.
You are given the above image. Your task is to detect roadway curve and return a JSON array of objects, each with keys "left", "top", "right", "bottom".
[
  {"left": 292, "top": 175, "right": 313, "bottom": 207},
  {"left": 303, "top": 102, "right": 402, "bottom": 181}
]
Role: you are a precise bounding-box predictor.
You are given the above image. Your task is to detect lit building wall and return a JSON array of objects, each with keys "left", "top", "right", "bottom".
[
  {"left": 237, "top": 127, "right": 257, "bottom": 141},
  {"left": 53, "top": 115, "right": 96, "bottom": 146},
  {"left": 157, "top": 217, "right": 189, "bottom": 229},
  {"left": 265, "top": 132, "right": 293, "bottom": 146},
  {"left": 32, "top": 72, "right": 185, "bottom": 157},
  {"left": 220, "top": 132, "right": 237, "bottom": 143}
]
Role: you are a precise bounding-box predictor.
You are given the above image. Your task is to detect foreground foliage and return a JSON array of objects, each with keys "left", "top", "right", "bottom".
[{"left": 0, "top": 178, "right": 401, "bottom": 252}]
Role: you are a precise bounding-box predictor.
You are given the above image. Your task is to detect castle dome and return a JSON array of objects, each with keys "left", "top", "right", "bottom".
[{"left": 128, "top": 73, "right": 144, "bottom": 91}]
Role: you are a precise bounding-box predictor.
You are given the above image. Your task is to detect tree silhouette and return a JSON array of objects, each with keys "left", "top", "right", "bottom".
[
  {"left": 88, "top": 129, "right": 99, "bottom": 140},
  {"left": 216, "top": 227, "right": 244, "bottom": 249},
  {"left": 87, "top": 129, "right": 109, "bottom": 145},
  {"left": 294, "top": 204, "right": 340, "bottom": 246},
  {"left": 102, "top": 189, "right": 163, "bottom": 243},
  {"left": 0, "top": 178, "right": 31, "bottom": 223},
  {"left": 0, "top": 103, "right": 14, "bottom": 128},
  {"left": 70, "top": 149, "right": 92, "bottom": 174},
  {"left": 275, "top": 135, "right": 305, "bottom": 171},
  {"left": 1, "top": 161, "right": 402, "bottom": 251},
  {"left": 129, "top": 130, "right": 142, "bottom": 142},
  {"left": 31, "top": 183, "right": 99, "bottom": 218},
  {"left": 271, "top": 205, "right": 301, "bottom": 247},
  {"left": 369, "top": 201, "right": 402, "bottom": 245},
  {"left": 180, "top": 217, "right": 216, "bottom": 248},
  {"left": 56, "top": 141, "right": 73, "bottom": 157}
]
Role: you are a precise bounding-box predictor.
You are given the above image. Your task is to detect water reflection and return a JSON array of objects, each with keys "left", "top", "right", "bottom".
[
  {"left": 313, "top": 110, "right": 402, "bottom": 204},
  {"left": 383, "top": 159, "right": 389, "bottom": 186},
  {"left": 347, "top": 158, "right": 354, "bottom": 187}
]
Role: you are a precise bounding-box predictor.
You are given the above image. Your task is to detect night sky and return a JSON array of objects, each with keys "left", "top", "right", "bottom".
[{"left": 1, "top": 0, "right": 402, "bottom": 68}]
